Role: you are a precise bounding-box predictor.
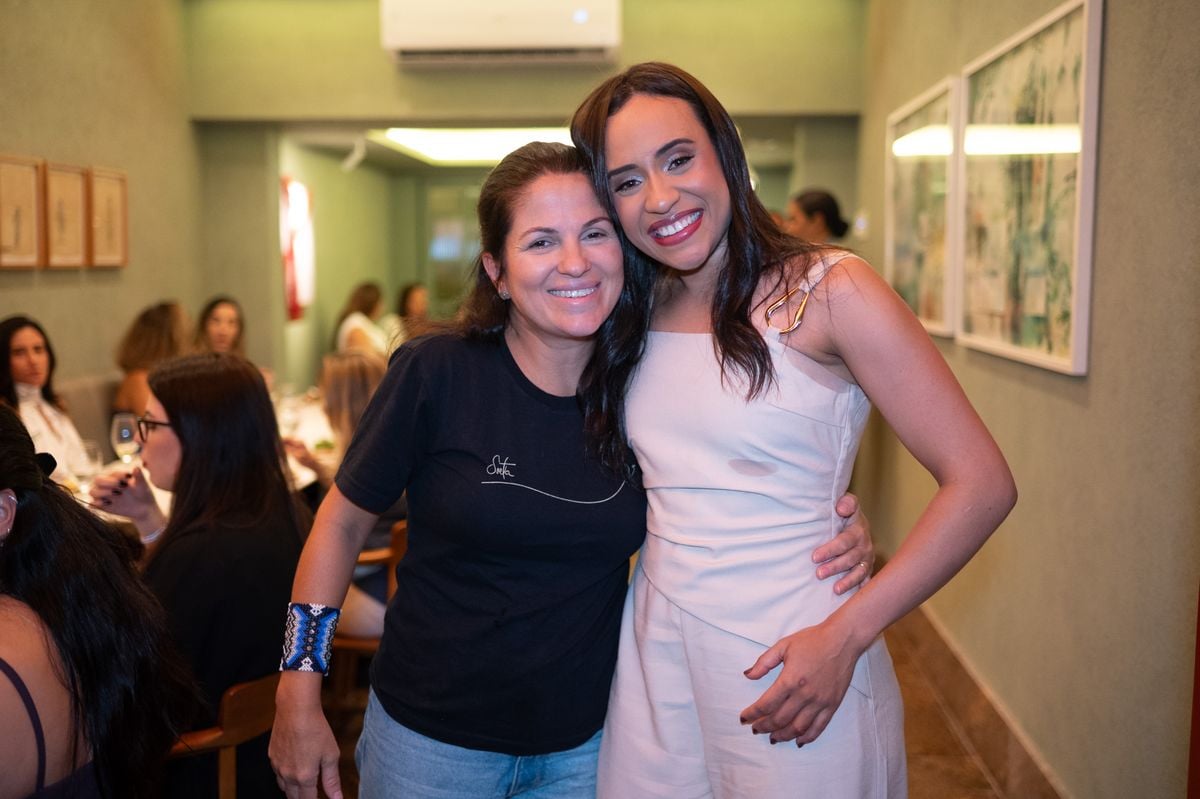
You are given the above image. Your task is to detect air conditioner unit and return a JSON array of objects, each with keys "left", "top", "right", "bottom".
[{"left": 380, "top": 0, "right": 620, "bottom": 66}]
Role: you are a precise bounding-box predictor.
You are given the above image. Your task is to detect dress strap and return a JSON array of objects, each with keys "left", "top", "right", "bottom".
[
  {"left": 0, "top": 655, "right": 48, "bottom": 792},
  {"left": 763, "top": 250, "right": 854, "bottom": 334}
]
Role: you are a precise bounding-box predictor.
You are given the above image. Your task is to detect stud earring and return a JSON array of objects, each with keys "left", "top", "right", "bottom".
[{"left": 498, "top": 289, "right": 511, "bottom": 300}]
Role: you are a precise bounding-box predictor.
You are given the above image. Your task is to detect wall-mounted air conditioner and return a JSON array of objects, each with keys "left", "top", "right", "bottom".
[{"left": 380, "top": 0, "right": 620, "bottom": 66}]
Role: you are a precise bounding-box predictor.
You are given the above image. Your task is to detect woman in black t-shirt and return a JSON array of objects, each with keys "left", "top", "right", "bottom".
[{"left": 270, "top": 143, "right": 873, "bottom": 799}]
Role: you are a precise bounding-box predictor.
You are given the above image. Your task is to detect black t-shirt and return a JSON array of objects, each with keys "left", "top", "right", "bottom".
[{"left": 337, "top": 333, "right": 646, "bottom": 755}]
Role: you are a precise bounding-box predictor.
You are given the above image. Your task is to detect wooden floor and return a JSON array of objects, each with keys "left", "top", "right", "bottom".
[{"left": 328, "top": 610, "right": 1001, "bottom": 798}]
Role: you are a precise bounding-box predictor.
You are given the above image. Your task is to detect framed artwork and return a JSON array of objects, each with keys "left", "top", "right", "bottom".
[
  {"left": 957, "top": 0, "right": 1103, "bottom": 374},
  {"left": 0, "top": 154, "right": 44, "bottom": 268},
  {"left": 44, "top": 162, "right": 89, "bottom": 268},
  {"left": 89, "top": 168, "right": 128, "bottom": 267},
  {"left": 885, "top": 77, "right": 959, "bottom": 337}
]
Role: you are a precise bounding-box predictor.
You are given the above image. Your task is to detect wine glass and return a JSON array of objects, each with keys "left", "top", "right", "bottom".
[
  {"left": 110, "top": 413, "right": 139, "bottom": 464},
  {"left": 70, "top": 439, "right": 105, "bottom": 494}
]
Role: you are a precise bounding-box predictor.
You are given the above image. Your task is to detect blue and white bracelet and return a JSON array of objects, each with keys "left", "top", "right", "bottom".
[{"left": 280, "top": 603, "right": 341, "bottom": 675}]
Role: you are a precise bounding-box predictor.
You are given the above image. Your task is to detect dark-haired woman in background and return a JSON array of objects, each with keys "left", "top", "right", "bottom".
[
  {"left": 334, "top": 282, "right": 389, "bottom": 355},
  {"left": 195, "top": 295, "right": 245, "bottom": 356},
  {"left": 0, "top": 315, "right": 88, "bottom": 484},
  {"left": 113, "top": 301, "right": 190, "bottom": 415},
  {"left": 91, "top": 353, "right": 305, "bottom": 798},
  {"left": 379, "top": 282, "right": 431, "bottom": 349},
  {"left": 0, "top": 404, "right": 196, "bottom": 798},
  {"left": 785, "top": 188, "right": 851, "bottom": 243}
]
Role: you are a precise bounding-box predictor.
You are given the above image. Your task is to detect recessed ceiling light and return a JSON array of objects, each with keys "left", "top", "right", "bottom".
[{"left": 373, "top": 127, "right": 574, "bottom": 166}]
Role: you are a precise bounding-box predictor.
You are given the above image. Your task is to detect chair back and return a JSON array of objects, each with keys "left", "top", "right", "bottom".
[{"left": 169, "top": 672, "right": 281, "bottom": 799}]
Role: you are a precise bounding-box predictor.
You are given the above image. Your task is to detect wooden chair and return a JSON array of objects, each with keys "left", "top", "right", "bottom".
[
  {"left": 169, "top": 672, "right": 281, "bottom": 799},
  {"left": 328, "top": 519, "right": 407, "bottom": 718}
]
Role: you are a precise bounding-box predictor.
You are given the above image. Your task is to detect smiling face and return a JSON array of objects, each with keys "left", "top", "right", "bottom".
[
  {"left": 138, "top": 393, "right": 182, "bottom": 491},
  {"left": 483, "top": 172, "right": 623, "bottom": 352},
  {"left": 9, "top": 326, "right": 50, "bottom": 388},
  {"left": 204, "top": 302, "right": 241, "bottom": 354},
  {"left": 603, "top": 94, "right": 733, "bottom": 278}
]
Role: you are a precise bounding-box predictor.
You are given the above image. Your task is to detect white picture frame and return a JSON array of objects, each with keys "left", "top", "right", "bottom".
[
  {"left": 955, "top": 0, "right": 1103, "bottom": 375},
  {"left": 885, "top": 77, "right": 960, "bottom": 337}
]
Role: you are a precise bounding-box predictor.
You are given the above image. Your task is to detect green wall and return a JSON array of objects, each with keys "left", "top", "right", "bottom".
[
  {"left": 197, "top": 124, "right": 284, "bottom": 371},
  {"left": 184, "top": 0, "right": 866, "bottom": 121},
  {"left": 0, "top": 0, "right": 202, "bottom": 379},
  {"left": 278, "top": 139, "right": 403, "bottom": 387},
  {"left": 852, "top": 1, "right": 1200, "bottom": 797}
]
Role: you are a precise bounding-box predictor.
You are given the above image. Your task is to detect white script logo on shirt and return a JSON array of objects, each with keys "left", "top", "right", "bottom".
[
  {"left": 481, "top": 454, "right": 626, "bottom": 505},
  {"left": 487, "top": 455, "right": 516, "bottom": 479}
]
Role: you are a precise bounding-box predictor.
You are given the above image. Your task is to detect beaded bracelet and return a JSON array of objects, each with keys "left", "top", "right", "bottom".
[{"left": 280, "top": 603, "right": 341, "bottom": 675}]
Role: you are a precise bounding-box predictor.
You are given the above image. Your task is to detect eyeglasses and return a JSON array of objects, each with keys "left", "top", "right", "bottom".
[{"left": 136, "top": 414, "right": 172, "bottom": 441}]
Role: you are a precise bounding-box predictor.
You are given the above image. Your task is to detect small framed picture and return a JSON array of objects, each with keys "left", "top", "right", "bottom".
[
  {"left": 89, "top": 168, "right": 128, "bottom": 267},
  {"left": 885, "top": 78, "right": 960, "bottom": 337},
  {"left": 44, "top": 162, "right": 89, "bottom": 268},
  {"left": 0, "top": 154, "right": 44, "bottom": 269}
]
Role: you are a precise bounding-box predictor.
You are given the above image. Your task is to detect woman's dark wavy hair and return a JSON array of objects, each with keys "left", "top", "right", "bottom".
[
  {"left": 0, "top": 315, "right": 62, "bottom": 410},
  {"left": 457, "top": 141, "right": 652, "bottom": 475},
  {"left": 0, "top": 404, "right": 198, "bottom": 798},
  {"left": 147, "top": 353, "right": 303, "bottom": 557},
  {"left": 571, "top": 61, "right": 831, "bottom": 398}
]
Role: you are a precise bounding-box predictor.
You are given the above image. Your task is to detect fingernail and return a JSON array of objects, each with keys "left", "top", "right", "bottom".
[
  {"left": 769, "top": 738, "right": 778, "bottom": 745},
  {"left": 118, "top": 479, "right": 128, "bottom": 487},
  {"left": 816, "top": 568, "right": 827, "bottom": 579},
  {"left": 743, "top": 668, "right": 751, "bottom": 676},
  {"left": 112, "top": 489, "right": 122, "bottom": 495},
  {"left": 101, "top": 499, "right": 110, "bottom": 506},
  {"left": 739, "top": 716, "right": 748, "bottom": 725}
]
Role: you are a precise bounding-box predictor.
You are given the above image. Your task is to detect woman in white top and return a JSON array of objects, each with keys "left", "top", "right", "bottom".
[
  {"left": 1, "top": 316, "right": 88, "bottom": 484},
  {"left": 334, "top": 282, "right": 390, "bottom": 355},
  {"left": 571, "top": 63, "right": 1016, "bottom": 798}
]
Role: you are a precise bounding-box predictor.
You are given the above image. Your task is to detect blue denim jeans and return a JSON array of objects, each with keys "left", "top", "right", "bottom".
[{"left": 356, "top": 690, "right": 601, "bottom": 799}]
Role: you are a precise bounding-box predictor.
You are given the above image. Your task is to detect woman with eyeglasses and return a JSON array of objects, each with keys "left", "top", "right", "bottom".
[{"left": 90, "top": 352, "right": 305, "bottom": 798}]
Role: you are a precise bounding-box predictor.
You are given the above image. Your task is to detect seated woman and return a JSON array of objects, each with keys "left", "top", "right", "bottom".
[
  {"left": 194, "top": 295, "right": 245, "bottom": 356},
  {"left": 283, "top": 349, "right": 404, "bottom": 638},
  {"left": 0, "top": 404, "right": 196, "bottom": 799},
  {"left": 0, "top": 315, "right": 88, "bottom": 484},
  {"left": 90, "top": 353, "right": 305, "bottom": 798},
  {"left": 113, "top": 301, "right": 190, "bottom": 415},
  {"left": 333, "top": 282, "right": 389, "bottom": 355},
  {"left": 379, "top": 281, "right": 431, "bottom": 349}
]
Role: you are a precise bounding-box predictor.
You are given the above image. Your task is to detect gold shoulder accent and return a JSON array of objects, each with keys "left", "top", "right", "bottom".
[{"left": 763, "top": 284, "right": 810, "bottom": 334}]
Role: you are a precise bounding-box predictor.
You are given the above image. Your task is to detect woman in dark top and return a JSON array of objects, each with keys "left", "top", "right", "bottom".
[
  {"left": 91, "top": 353, "right": 305, "bottom": 798},
  {"left": 0, "top": 404, "right": 195, "bottom": 799},
  {"left": 270, "top": 143, "right": 874, "bottom": 799}
]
